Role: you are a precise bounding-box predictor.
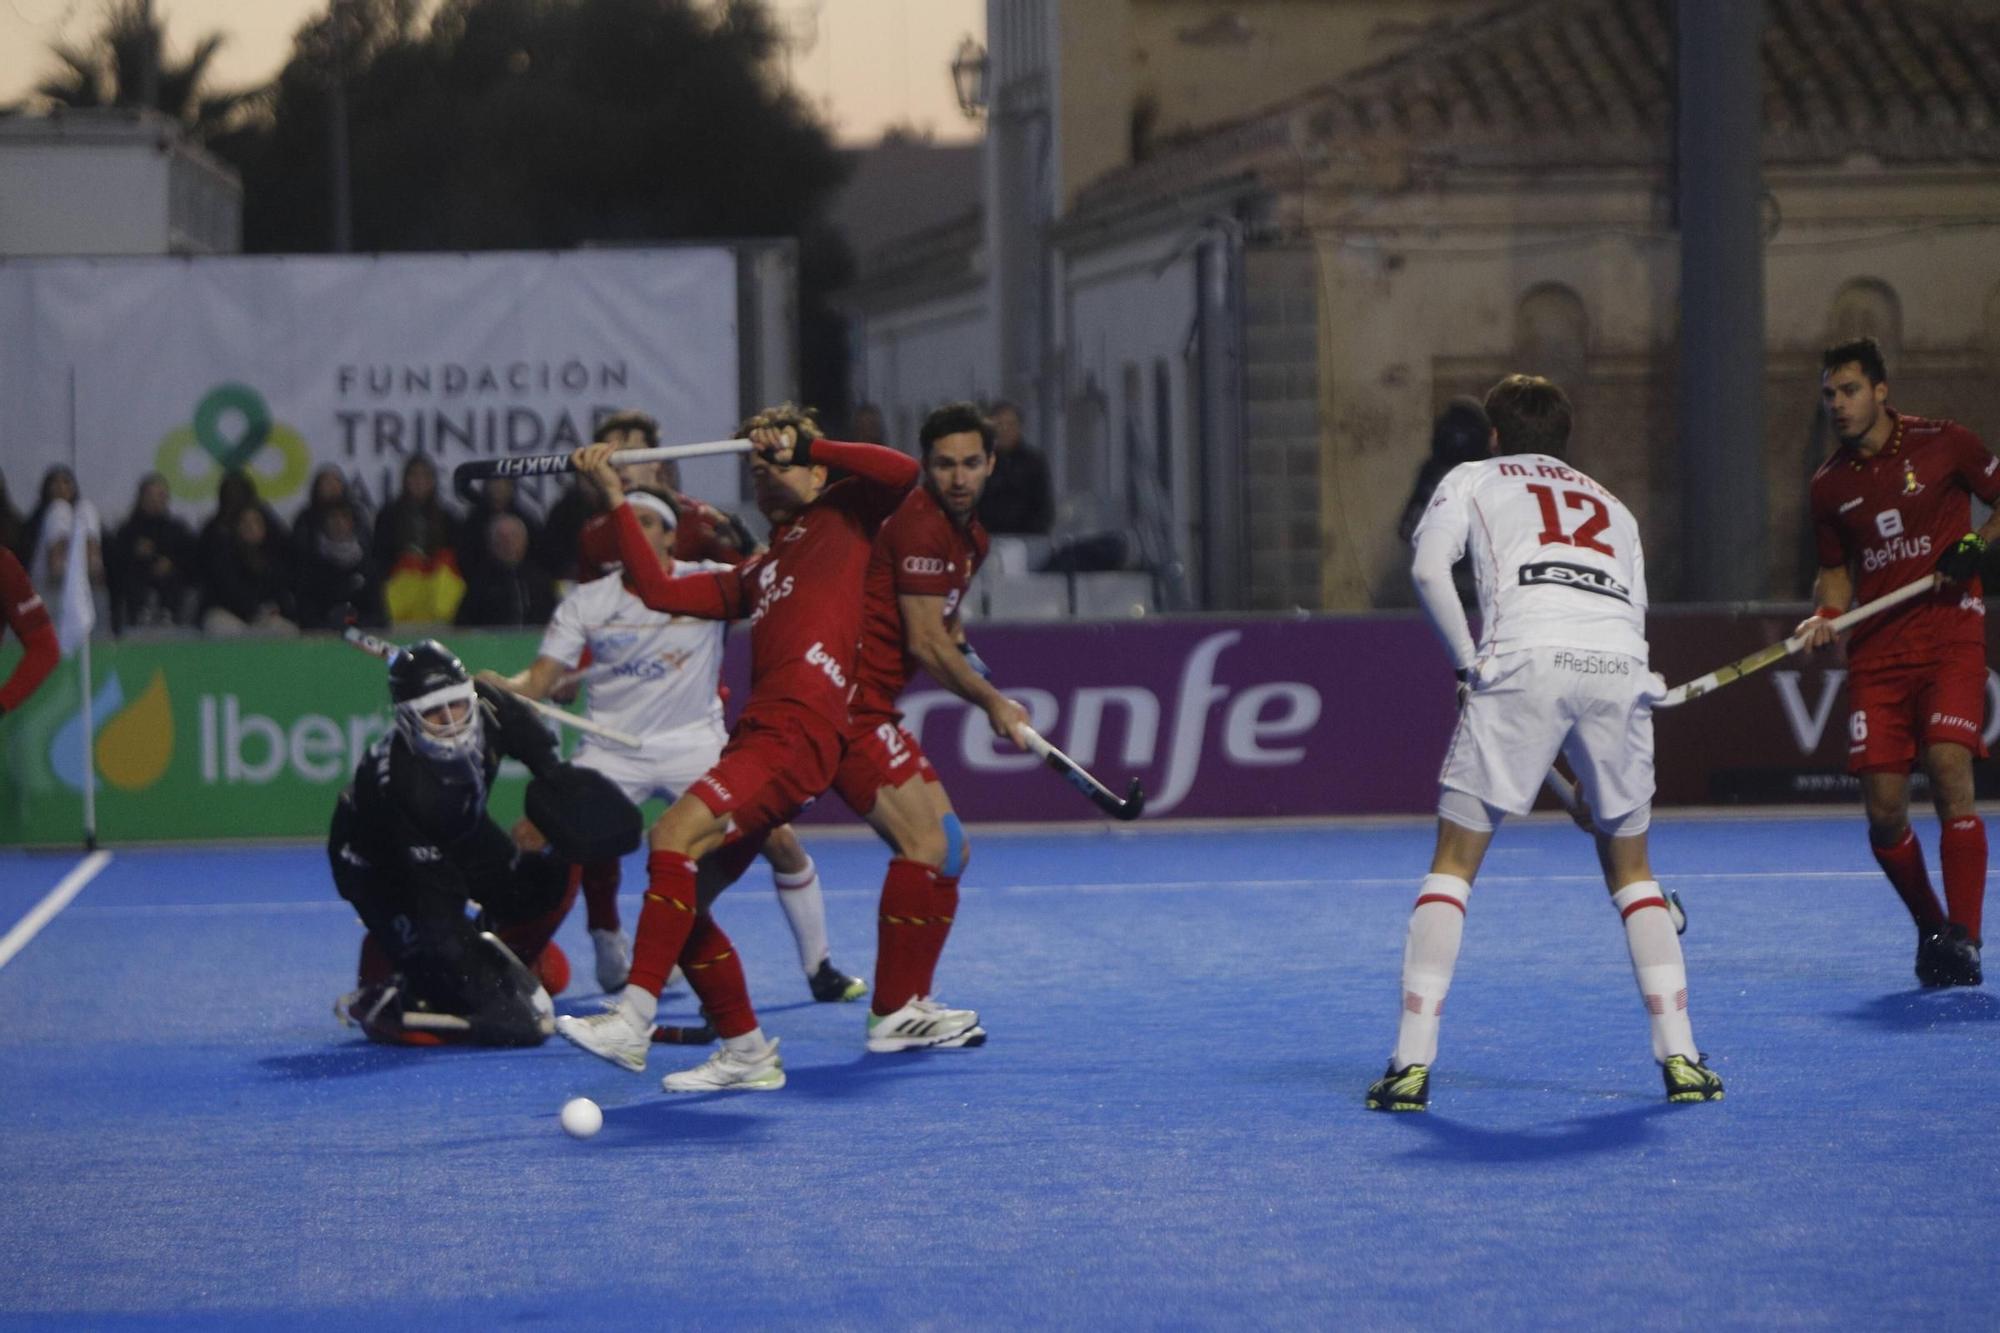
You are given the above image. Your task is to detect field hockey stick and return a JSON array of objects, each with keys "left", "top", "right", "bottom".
[
  {"left": 1014, "top": 725, "right": 1146, "bottom": 821},
  {"left": 453, "top": 437, "right": 754, "bottom": 487},
  {"left": 1540, "top": 771, "right": 1687, "bottom": 934},
  {"left": 1655, "top": 573, "right": 1939, "bottom": 708},
  {"left": 340, "top": 622, "right": 642, "bottom": 749}
]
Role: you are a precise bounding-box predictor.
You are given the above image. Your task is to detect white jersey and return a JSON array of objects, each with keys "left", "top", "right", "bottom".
[
  {"left": 536, "top": 566, "right": 730, "bottom": 741},
  {"left": 1413, "top": 453, "right": 1648, "bottom": 662}
]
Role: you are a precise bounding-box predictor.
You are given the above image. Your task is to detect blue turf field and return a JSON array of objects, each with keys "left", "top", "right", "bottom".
[{"left": 3, "top": 813, "right": 1998, "bottom": 1329}]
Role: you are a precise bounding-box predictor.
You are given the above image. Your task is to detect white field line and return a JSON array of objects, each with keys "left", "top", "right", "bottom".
[{"left": 0, "top": 850, "right": 113, "bottom": 970}]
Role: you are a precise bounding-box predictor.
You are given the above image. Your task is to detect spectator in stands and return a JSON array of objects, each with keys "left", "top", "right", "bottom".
[
  {"left": 1398, "top": 397, "right": 1493, "bottom": 543},
  {"left": 201, "top": 506, "right": 297, "bottom": 635},
  {"left": 455, "top": 513, "right": 556, "bottom": 627},
  {"left": 849, "top": 402, "right": 889, "bottom": 446},
  {"left": 977, "top": 401, "right": 1054, "bottom": 535},
  {"left": 1397, "top": 397, "right": 1491, "bottom": 609},
  {"left": 24, "top": 467, "right": 109, "bottom": 627},
  {"left": 373, "top": 455, "right": 457, "bottom": 570},
  {"left": 108, "top": 473, "right": 199, "bottom": 630},
  {"left": 197, "top": 469, "right": 289, "bottom": 592},
  {"left": 0, "top": 468, "right": 26, "bottom": 559},
  {"left": 457, "top": 475, "right": 545, "bottom": 579},
  {"left": 542, "top": 470, "right": 605, "bottom": 583},
  {"left": 295, "top": 498, "right": 385, "bottom": 630},
  {"left": 293, "top": 466, "right": 374, "bottom": 564}
]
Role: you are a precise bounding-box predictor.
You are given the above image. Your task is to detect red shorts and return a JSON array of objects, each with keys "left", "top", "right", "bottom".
[
  {"left": 1846, "top": 647, "right": 1991, "bottom": 774},
  {"left": 689, "top": 703, "right": 843, "bottom": 839},
  {"left": 831, "top": 714, "right": 938, "bottom": 817}
]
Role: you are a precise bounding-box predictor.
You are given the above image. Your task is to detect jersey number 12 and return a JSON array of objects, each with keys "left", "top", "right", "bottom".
[{"left": 1525, "top": 483, "right": 1616, "bottom": 555}]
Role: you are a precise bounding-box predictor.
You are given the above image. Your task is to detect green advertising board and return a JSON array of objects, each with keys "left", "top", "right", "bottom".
[{"left": 0, "top": 631, "right": 550, "bottom": 846}]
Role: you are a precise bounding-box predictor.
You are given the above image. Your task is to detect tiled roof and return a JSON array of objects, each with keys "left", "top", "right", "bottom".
[{"left": 1074, "top": 0, "right": 2000, "bottom": 215}]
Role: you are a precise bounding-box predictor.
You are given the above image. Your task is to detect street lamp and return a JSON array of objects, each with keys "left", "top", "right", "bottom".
[{"left": 950, "top": 35, "right": 988, "bottom": 120}]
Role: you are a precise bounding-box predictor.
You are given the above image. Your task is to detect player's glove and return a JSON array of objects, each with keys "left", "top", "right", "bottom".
[
  {"left": 1936, "top": 532, "right": 1988, "bottom": 583},
  {"left": 473, "top": 679, "right": 560, "bottom": 779},
  {"left": 961, "top": 641, "right": 993, "bottom": 680}
]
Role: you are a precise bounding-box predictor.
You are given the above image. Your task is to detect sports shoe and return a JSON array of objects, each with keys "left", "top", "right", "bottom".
[
  {"left": 1916, "top": 926, "right": 1956, "bottom": 988},
  {"left": 1940, "top": 923, "right": 1984, "bottom": 987},
  {"left": 808, "top": 958, "right": 868, "bottom": 1003},
  {"left": 661, "top": 1037, "right": 786, "bottom": 1092},
  {"left": 555, "top": 1003, "right": 652, "bottom": 1073},
  {"left": 590, "top": 928, "right": 631, "bottom": 994},
  {"left": 1365, "top": 1061, "right": 1430, "bottom": 1112},
  {"left": 866, "top": 996, "right": 985, "bottom": 1052},
  {"left": 1662, "top": 1053, "right": 1724, "bottom": 1103}
]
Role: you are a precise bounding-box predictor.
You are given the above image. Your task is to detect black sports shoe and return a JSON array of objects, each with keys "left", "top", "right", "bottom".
[
  {"left": 808, "top": 958, "right": 868, "bottom": 1003},
  {"left": 1940, "top": 923, "right": 1984, "bottom": 987},
  {"left": 1662, "top": 1054, "right": 1724, "bottom": 1103},
  {"left": 1365, "top": 1061, "right": 1430, "bottom": 1112},
  {"left": 1916, "top": 926, "right": 1956, "bottom": 989}
]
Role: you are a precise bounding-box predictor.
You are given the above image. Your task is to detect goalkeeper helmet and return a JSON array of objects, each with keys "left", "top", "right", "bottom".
[{"left": 389, "top": 639, "right": 483, "bottom": 765}]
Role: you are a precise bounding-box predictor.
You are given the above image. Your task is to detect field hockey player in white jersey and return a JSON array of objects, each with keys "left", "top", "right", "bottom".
[
  {"left": 1366, "top": 374, "right": 1722, "bottom": 1113},
  {"left": 488, "top": 486, "right": 867, "bottom": 1011}
]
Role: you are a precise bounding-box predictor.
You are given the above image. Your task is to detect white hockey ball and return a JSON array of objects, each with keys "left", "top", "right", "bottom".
[{"left": 560, "top": 1096, "right": 603, "bottom": 1139}]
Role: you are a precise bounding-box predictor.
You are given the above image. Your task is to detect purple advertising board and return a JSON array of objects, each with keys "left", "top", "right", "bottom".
[
  {"left": 721, "top": 616, "right": 1458, "bottom": 822},
  {"left": 711, "top": 608, "right": 2000, "bottom": 822}
]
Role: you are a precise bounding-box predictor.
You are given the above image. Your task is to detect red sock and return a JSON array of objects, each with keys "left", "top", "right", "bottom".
[
  {"left": 581, "top": 859, "right": 622, "bottom": 932},
  {"left": 872, "top": 858, "right": 937, "bottom": 1016},
  {"left": 912, "top": 873, "right": 961, "bottom": 1001},
  {"left": 627, "top": 850, "right": 700, "bottom": 997},
  {"left": 492, "top": 877, "right": 580, "bottom": 975},
  {"left": 1872, "top": 829, "right": 1946, "bottom": 929},
  {"left": 1940, "top": 816, "right": 1987, "bottom": 940},
  {"left": 680, "top": 915, "right": 758, "bottom": 1039}
]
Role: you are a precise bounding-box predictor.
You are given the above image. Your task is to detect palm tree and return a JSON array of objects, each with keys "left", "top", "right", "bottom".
[{"left": 33, "top": 0, "right": 256, "bottom": 142}]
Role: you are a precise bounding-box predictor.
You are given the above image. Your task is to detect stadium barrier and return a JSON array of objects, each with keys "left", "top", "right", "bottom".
[{"left": 3, "top": 610, "right": 1998, "bottom": 844}]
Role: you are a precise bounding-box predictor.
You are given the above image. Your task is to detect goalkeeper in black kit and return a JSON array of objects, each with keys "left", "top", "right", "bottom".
[{"left": 330, "top": 639, "right": 640, "bottom": 1046}]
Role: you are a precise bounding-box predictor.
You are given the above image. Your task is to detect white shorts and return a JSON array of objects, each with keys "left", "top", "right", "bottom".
[
  {"left": 1438, "top": 647, "right": 1655, "bottom": 821},
  {"left": 570, "top": 715, "right": 728, "bottom": 807}
]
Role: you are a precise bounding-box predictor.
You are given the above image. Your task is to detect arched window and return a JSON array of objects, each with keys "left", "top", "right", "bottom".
[{"left": 1513, "top": 283, "right": 1589, "bottom": 386}]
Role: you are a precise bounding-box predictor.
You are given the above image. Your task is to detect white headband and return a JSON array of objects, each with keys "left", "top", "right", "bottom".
[{"left": 626, "top": 492, "right": 678, "bottom": 530}]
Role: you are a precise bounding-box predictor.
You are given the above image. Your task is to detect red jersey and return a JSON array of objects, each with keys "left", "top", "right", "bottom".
[
  {"left": 613, "top": 440, "right": 919, "bottom": 722},
  {"left": 1, "top": 547, "right": 58, "bottom": 712},
  {"left": 576, "top": 492, "right": 750, "bottom": 581},
  {"left": 850, "top": 486, "right": 989, "bottom": 719},
  {"left": 1810, "top": 411, "right": 2000, "bottom": 670}
]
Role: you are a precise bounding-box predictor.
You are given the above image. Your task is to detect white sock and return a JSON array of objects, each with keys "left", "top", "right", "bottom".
[
  {"left": 1392, "top": 874, "right": 1470, "bottom": 1070},
  {"left": 723, "top": 1026, "right": 770, "bottom": 1056},
  {"left": 773, "top": 857, "right": 831, "bottom": 973},
  {"left": 620, "top": 984, "right": 658, "bottom": 1026},
  {"left": 1612, "top": 881, "right": 1696, "bottom": 1062}
]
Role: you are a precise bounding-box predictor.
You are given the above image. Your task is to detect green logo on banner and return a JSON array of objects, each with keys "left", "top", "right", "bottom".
[{"left": 156, "top": 383, "right": 312, "bottom": 502}]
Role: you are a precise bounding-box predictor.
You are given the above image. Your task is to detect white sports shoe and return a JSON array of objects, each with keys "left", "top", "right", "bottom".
[
  {"left": 865, "top": 996, "right": 987, "bottom": 1053},
  {"left": 556, "top": 1002, "right": 651, "bottom": 1072},
  {"left": 661, "top": 1037, "right": 786, "bottom": 1092},
  {"left": 589, "top": 928, "right": 632, "bottom": 994}
]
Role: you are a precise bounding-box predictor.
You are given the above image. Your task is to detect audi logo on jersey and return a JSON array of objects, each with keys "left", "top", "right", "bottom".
[{"left": 902, "top": 556, "right": 948, "bottom": 576}]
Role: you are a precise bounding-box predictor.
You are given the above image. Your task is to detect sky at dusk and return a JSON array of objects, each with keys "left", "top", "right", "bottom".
[{"left": 0, "top": 0, "right": 984, "bottom": 144}]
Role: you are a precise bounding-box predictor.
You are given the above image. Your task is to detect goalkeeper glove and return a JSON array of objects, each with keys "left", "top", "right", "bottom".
[{"left": 1936, "top": 532, "right": 1987, "bottom": 583}]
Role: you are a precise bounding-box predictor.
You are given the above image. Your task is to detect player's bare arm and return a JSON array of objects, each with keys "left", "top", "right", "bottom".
[
  {"left": 898, "top": 591, "right": 1027, "bottom": 741},
  {"left": 477, "top": 657, "right": 568, "bottom": 702},
  {"left": 1796, "top": 564, "right": 1856, "bottom": 650}
]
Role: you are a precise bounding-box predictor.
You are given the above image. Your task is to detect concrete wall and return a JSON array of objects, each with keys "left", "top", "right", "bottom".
[
  {"left": 1307, "top": 168, "right": 2000, "bottom": 609},
  {"left": 850, "top": 288, "right": 997, "bottom": 450}
]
